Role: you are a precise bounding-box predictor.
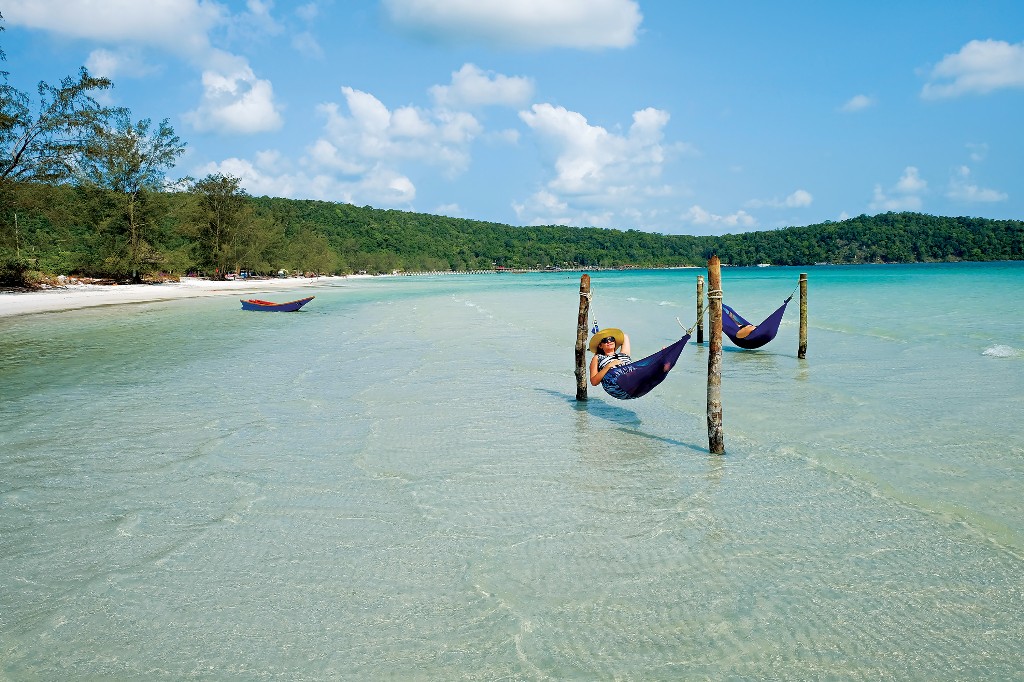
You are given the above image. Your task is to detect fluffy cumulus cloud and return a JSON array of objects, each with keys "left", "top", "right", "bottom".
[
  {"left": 922, "top": 39, "right": 1024, "bottom": 98},
  {"left": 4, "top": 0, "right": 285, "bottom": 135},
  {"left": 382, "top": 0, "right": 642, "bottom": 49},
  {"left": 314, "top": 86, "right": 484, "bottom": 178},
  {"left": 869, "top": 166, "right": 927, "bottom": 211},
  {"left": 430, "top": 64, "right": 534, "bottom": 109},
  {"left": 197, "top": 61, "right": 535, "bottom": 210},
  {"left": 513, "top": 104, "right": 676, "bottom": 226},
  {"left": 183, "top": 58, "right": 284, "bottom": 134},
  {"left": 946, "top": 166, "right": 1007, "bottom": 203}
]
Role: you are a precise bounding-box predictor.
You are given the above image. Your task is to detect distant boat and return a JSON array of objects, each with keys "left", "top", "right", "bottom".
[
  {"left": 240, "top": 296, "right": 314, "bottom": 312},
  {"left": 757, "top": 263, "right": 771, "bottom": 267}
]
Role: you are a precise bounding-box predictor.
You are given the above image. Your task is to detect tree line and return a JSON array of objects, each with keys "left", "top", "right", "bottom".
[
  {"left": 2, "top": 18, "right": 1022, "bottom": 286},
  {"left": 5, "top": 177, "right": 1022, "bottom": 284}
]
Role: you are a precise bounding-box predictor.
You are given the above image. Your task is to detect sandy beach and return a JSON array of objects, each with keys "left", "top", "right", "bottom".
[{"left": 0, "top": 275, "right": 355, "bottom": 318}]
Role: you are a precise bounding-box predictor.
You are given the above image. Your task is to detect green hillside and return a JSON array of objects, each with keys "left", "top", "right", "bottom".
[{"left": 2, "top": 180, "right": 1022, "bottom": 285}]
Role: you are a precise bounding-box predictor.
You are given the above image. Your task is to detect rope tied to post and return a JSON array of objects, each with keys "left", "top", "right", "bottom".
[
  {"left": 707, "top": 288, "right": 723, "bottom": 300},
  {"left": 578, "top": 290, "right": 598, "bottom": 334},
  {"left": 675, "top": 316, "right": 700, "bottom": 336}
]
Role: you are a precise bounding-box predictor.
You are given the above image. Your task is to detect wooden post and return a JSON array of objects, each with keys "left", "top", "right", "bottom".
[
  {"left": 707, "top": 256, "right": 724, "bottom": 454},
  {"left": 798, "top": 273, "right": 808, "bottom": 359},
  {"left": 575, "top": 274, "right": 591, "bottom": 401},
  {"left": 696, "top": 275, "right": 705, "bottom": 344}
]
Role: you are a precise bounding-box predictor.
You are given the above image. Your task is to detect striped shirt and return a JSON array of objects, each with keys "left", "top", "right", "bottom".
[{"left": 597, "top": 352, "right": 634, "bottom": 399}]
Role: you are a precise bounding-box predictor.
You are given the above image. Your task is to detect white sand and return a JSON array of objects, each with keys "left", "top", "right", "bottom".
[{"left": 0, "top": 276, "right": 360, "bottom": 318}]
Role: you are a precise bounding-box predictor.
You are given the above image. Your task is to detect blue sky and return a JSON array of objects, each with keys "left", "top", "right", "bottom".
[{"left": 3, "top": 0, "right": 1022, "bottom": 235}]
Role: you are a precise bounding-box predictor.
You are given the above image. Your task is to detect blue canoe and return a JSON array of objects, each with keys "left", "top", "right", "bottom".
[{"left": 240, "top": 296, "right": 314, "bottom": 312}]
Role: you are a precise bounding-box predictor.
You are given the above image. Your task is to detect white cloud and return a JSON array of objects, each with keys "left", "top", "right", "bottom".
[
  {"left": 519, "top": 103, "right": 670, "bottom": 194},
  {"left": 870, "top": 185, "right": 922, "bottom": 211},
  {"left": 183, "top": 61, "right": 284, "bottom": 134},
  {"left": 520, "top": 105, "right": 618, "bottom": 194},
  {"left": 513, "top": 103, "right": 682, "bottom": 227},
  {"left": 895, "top": 166, "right": 927, "bottom": 193},
  {"left": 869, "top": 167, "right": 927, "bottom": 211},
  {"left": 3, "top": 0, "right": 222, "bottom": 57},
  {"left": 6, "top": 0, "right": 287, "bottom": 135},
  {"left": 382, "top": 0, "right": 642, "bottom": 49},
  {"left": 260, "top": 83, "right": 488, "bottom": 208},
  {"left": 85, "top": 47, "right": 157, "bottom": 79},
  {"left": 198, "top": 156, "right": 416, "bottom": 206},
  {"left": 434, "top": 203, "right": 463, "bottom": 217},
  {"left": 681, "top": 205, "right": 756, "bottom": 230},
  {"left": 840, "top": 94, "right": 875, "bottom": 112},
  {"left": 512, "top": 190, "right": 617, "bottom": 227},
  {"left": 210, "top": 70, "right": 528, "bottom": 211},
  {"left": 306, "top": 139, "right": 368, "bottom": 175},
  {"left": 747, "top": 189, "right": 813, "bottom": 209},
  {"left": 947, "top": 166, "right": 1007, "bottom": 203},
  {"left": 430, "top": 64, "right": 534, "bottom": 109},
  {"left": 785, "top": 189, "right": 813, "bottom": 207},
  {"left": 315, "top": 87, "right": 482, "bottom": 178},
  {"left": 512, "top": 190, "right": 569, "bottom": 225},
  {"left": 922, "top": 39, "right": 1024, "bottom": 98}
]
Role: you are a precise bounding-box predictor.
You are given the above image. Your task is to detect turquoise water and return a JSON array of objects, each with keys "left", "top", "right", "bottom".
[{"left": 1, "top": 263, "right": 1022, "bottom": 679}]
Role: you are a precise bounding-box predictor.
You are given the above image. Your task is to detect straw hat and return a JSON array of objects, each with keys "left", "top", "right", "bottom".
[{"left": 589, "top": 327, "right": 625, "bottom": 354}]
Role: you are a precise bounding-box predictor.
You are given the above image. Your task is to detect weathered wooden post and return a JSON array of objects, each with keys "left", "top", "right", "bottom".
[
  {"left": 798, "top": 272, "right": 808, "bottom": 359},
  {"left": 575, "top": 274, "right": 591, "bottom": 401},
  {"left": 707, "top": 256, "right": 724, "bottom": 454},
  {"left": 696, "top": 274, "right": 705, "bottom": 344}
]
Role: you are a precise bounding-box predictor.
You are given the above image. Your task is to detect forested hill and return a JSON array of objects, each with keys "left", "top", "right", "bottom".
[
  {"left": 710, "top": 212, "right": 1023, "bottom": 267},
  {"left": 253, "top": 197, "right": 1023, "bottom": 271},
  {"left": 3, "top": 179, "right": 1023, "bottom": 282}
]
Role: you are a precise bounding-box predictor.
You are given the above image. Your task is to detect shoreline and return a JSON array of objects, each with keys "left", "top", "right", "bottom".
[
  {"left": 0, "top": 267, "right": 679, "bottom": 318},
  {"left": 0, "top": 275, "right": 361, "bottom": 318}
]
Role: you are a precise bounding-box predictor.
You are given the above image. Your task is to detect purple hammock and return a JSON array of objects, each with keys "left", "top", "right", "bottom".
[
  {"left": 601, "top": 334, "right": 691, "bottom": 400},
  {"left": 721, "top": 297, "right": 792, "bottom": 349}
]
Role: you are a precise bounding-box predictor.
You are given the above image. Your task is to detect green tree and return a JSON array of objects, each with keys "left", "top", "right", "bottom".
[
  {"left": 227, "top": 213, "right": 284, "bottom": 275},
  {"left": 75, "top": 112, "right": 185, "bottom": 279},
  {"left": 0, "top": 66, "right": 119, "bottom": 184},
  {"left": 188, "top": 173, "right": 251, "bottom": 277},
  {"left": 285, "top": 226, "right": 338, "bottom": 275}
]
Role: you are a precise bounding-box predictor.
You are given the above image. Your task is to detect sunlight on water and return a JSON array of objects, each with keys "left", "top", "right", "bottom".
[{"left": 1, "top": 264, "right": 1023, "bottom": 678}]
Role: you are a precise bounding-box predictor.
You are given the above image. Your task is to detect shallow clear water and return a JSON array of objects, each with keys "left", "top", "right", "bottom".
[{"left": 2, "top": 263, "right": 1022, "bottom": 679}]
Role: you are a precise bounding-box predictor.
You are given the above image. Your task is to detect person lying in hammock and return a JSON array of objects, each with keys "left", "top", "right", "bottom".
[
  {"left": 589, "top": 326, "right": 692, "bottom": 400},
  {"left": 589, "top": 328, "right": 635, "bottom": 400},
  {"left": 734, "top": 323, "right": 757, "bottom": 339},
  {"left": 724, "top": 307, "right": 757, "bottom": 339}
]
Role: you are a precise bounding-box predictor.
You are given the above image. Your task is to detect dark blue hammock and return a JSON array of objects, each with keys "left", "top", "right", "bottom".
[
  {"left": 721, "top": 297, "right": 791, "bottom": 349},
  {"left": 601, "top": 334, "right": 691, "bottom": 400}
]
